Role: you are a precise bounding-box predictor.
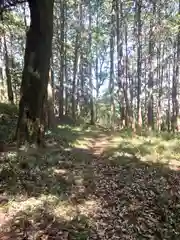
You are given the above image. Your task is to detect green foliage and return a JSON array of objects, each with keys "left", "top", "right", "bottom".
[
  {"left": 0, "top": 103, "right": 18, "bottom": 142},
  {"left": 0, "top": 11, "right": 25, "bottom": 34},
  {"left": 0, "top": 102, "right": 18, "bottom": 116}
]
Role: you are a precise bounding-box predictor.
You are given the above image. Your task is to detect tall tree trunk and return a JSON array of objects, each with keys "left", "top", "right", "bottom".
[
  {"left": 72, "top": 32, "right": 80, "bottom": 120},
  {"left": 124, "top": 19, "right": 131, "bottom": 127},
  {"left": 176, "top": 0, "right": 180, "bottom": 131},
  {"left": 88, "top": 0, "right": 94, "bottom": 125},
  {"left": 16, "top": 0, "right": 54, "bottom": 146},
  {"left": 4, "top": 35, "right": 14, "bottom": 104},
  {"left": 147, "top": 2, "right": 156, "bottom": 130},
  {"left": 95, "top": 3, "right": 99, "bottom": 122},
  {"left": 157, "top": 44, "right": 164, "bottom": 131},
  {"left": 116, "top": 0, "right": 125, "bottom": 128},
  {"left": 136, "top": 0, "right": 142, "bottom": 128},
  {"left": 172, "top": 40, "right": 178, "bottom": 132},
  {"left": 167, "top": 61, "right": 171, "bottom": 132},
  {"left": 172, "top": 0, "right": 180, "bottom": 131},
  {"left": 59, "top": 0, "right": 65, "bottom": 117},
  {"left": 95, "top": 47, "right": 99, "bottom": 122},
  {"left": 110, "top": 1, "right": 115, "bottom": 127},
  {"left": 76, "top": 0, "right": 83, "bottom": 118},
  {"left": 64, "top": 0, "right": 69, "bottom": 116}
]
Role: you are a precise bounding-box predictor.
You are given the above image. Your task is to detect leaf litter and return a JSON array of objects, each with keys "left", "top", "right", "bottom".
[{"left": 0, "top": 132, "right": 180, "bottom": 239}]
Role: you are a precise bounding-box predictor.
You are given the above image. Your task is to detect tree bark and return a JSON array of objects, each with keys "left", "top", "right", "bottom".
[
  {"left": 110, "top": 1, "right": 115, "bottom": 127},
  {"left": 116, "top": 0, "right": 125, "bottom": 128},
  {"left": 72, "top": 32, "right": 80, "bottom": 120},
  {"left": 4, "top": 35, "right": 14, "bottom": 104},
  {"left": 88, "top": 0, "right": 95, "bottom": 125},
  {"left": 147, "top": 2, "right": 156, "bottom": 130},
  {"left": 59, "top": 0, "right": 65, "bottom": 117},
  {"left": 16, "top": 0, "right": 54, "bottom": 146},
  {"left": 136, "top": 0, "right": 142, "bottom": 128},
  {"left": 172, "top": 0, "right": 180, "bottom": 131}
]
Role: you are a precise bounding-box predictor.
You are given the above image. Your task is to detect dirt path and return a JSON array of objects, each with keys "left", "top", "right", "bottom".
[
  {"left": 1, "top": 133, "right": 180, "bottom": 239},
  {"left": 86, "top": 134, "right": 180, "bottom": 239},
  {"left": 89, "top": 134, "right": 111, "bottom": 156}
]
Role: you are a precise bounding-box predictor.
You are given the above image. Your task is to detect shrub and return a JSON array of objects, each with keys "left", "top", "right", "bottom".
[{"left": 0, "top": 102, "right": 18, "bottom": 116}]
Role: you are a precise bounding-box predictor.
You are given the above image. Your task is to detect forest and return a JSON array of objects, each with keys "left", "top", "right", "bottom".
[{"left": 0, "top": 0, "right": 180, "bottom": 239}]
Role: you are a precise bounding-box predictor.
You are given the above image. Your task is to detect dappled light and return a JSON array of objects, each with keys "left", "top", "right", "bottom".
[
  {"left": 1, "top": 0, "right": 180, "bottom": 238},
  {"left": 99, "top": 131, "right": 180, "bottom": 171},
  {"left": 1, "top": 126, "right": 180, "bottom": 239}
]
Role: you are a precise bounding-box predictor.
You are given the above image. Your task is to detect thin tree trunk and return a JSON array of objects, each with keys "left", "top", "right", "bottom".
[
  {"left": 136, "top": 0, "right": 142, "bottom": 129},
  {"left": 72, "top": 31, "right": 80, "bottom": 120},
  {"left": 89, "top": 0, "right": 94, "bottom": 125},
  {"left": 110, "top": 1, "right": 115, "bottom": 127},
  {"left": 172, "top": 41, "right": 178, "bottom": 132},
  {"left": 167, "top": 61, "right": 171, "bottom": 132},
  {"left": 95, "top": 3, "right": 99, "bottom": 122},
  {"left": 124, "top": 19, "right": 131, "bottom": 127},
  {"left": 4, "top": 35, "right": 14, "bottom": 104},
  {"left": 59, "top": 0, "right": 65, "bottom": 117},
  {"left": 172, "top": 0, "right": 180, "bottom": 131},
  {"left": 157, "top": 44, "right": 164, "bottom": 131},
  {"left": 116, "top": 0, "right": 125, "bottom": 128},
  {"left": 64, "top": 0, "right": 69, "bottom": 116},
  {"left": 147, "top": 2, "right": 156, "bottom": 130}
]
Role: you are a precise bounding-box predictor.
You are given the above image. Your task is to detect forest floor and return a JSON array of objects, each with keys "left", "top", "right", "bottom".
[{"left": 1, "top": 125, "right": 180, "bottom": 239}]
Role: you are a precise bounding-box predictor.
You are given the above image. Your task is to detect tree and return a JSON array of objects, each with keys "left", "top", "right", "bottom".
[
  {"left": 136, "top": 0, "right": 142, "bottom": 128},
  {"left": 3, "top": 34, "right": 14, "bottom": 104},
  {"left": 88, "top": 0, "right": 95, "bottom": 125},
  {"left": 1, "top": 0, "right": 180, "bottom": 133},
  {"left": 147, "top": 1, "right": 156, "bottom": 130},
  {"left": 171, "top": 0, "right": 180, "bottom": 131},
  {"left": 109, "top": 0, "right": 115, "bottom": 126},
  {"left": 16, "top": 0, "right": 54, "bottom": 146},
  {"left": 59, "top": 0, "right": 65, "bottom": 117}
]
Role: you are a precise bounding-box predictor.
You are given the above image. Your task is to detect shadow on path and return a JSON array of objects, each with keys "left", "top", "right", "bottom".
[{"left": 0, "top": 129, "right": 180, "bottom": 239}]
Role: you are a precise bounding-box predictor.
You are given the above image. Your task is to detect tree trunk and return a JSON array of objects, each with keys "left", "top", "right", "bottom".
[
  {"left": 64, "top": 0, "right": 69, "bottom": 116},
  {"left": 172, "top": 0, "right": 180, "bottom": 131},
  {"left": 88, "top": 0, "right": 95, "bottom": 125},
  {"left": 116, "top": 0, "right": 124, "bottom": 128},
  {"left": 147, "top": 2, "right": 156, "bottom": 130},
  {"left": 16, "top": 0, "right": 54, "bottom": 146},
  {"left": 136, "top": 0, "right": 142, "bottom": 129},
  {"left": 124, "top": 18, "right": 131, "bottom": 127},
  {"left": 72, "top": 32, "right": 79, "bottom": 120},
  {"left": 110, "top": 1, "right": 115, "bottom": 127},
  {"left": 167, "top": 61, "right": 171, "bottom": 132},
  {"left": 47, "top": 69, "right": 56, "bottom": 129},
  {"left": 4, "top": 35, "right": 14, "bottom": 104},
  {"left": 59, "top": 0, "right": 65, "bottom": 117},
  {"left": 95, "top": 4, "right": 99, "bottom": 122},
  {"left": 157, "top": 44, "right": 164, "bottom": 131},
  {"left": 172, "top": 40, "right": 178, "bottom": 132}
]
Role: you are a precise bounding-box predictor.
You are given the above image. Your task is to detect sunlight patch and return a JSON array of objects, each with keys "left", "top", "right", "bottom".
[
  {"left": 53, "top": 199, "right": 99, "bottom": 221},
  {"left": 110, "top": 136, "right": 123, "bottom": 144},
  {"left": 6, "top": 195, "right": 59, "bottom": 216},
  {"left": 168, "top": 159, "right": 180, "bottom": 170},
  {"left": 53, "top": 168, "right": 67, "bottom": 175},
  {"left": 53, "top": 202, "right": 77, "bottom": 221},
  {"left": 78, "top": 200, "right": 100, "bottom": 216},
  {"left": 73, "top": 138, "right": 92, "bottom": 149}
]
